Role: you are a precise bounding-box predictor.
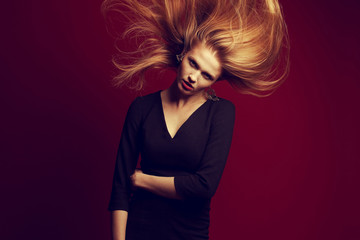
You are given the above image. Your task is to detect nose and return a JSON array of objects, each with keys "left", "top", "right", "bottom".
[{"left": 188, "top": 71, "right": 200, "bottom": 83}]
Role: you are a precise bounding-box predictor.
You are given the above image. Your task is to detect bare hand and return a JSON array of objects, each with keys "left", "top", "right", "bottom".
[{"left": 130, "top": 169, "right": 143, "bottom": 188}]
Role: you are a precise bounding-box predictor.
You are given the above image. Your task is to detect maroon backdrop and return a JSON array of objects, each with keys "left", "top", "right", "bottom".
[{"left": 1, "top": 0, "right": 359, "bottom": 239}]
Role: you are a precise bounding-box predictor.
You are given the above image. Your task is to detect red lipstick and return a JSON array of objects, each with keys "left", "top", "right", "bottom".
[{"left": 181, "top": 80, "right": 193, "bottom": 91}]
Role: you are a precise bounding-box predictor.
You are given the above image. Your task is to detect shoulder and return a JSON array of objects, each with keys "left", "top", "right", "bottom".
[
  {"left": 127, "top": 91, "right": 160, "bottom": 119},
  {"left": 129, "top": 91, "right": 159, "bottom": 109},
  {"left": 206, "top": 97, "right": 235, "bottom": 127},
  {"left": 137, "top": 91, "right": 160, "bottom": 102},
  {"left": 206, "top": 97, "right": 235, "bottom": 134},
  {"left": 209, "top": 97, "right": 235, "bottom": 115}
]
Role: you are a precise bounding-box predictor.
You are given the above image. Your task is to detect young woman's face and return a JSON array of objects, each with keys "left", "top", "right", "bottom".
[{"left": 176, "top": 42, "right": 222, "bottom": 97}]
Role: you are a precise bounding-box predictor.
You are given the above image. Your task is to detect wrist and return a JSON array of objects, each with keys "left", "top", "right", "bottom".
[{"left": 137, "top": 172, "right": 149, "bottom": 189}]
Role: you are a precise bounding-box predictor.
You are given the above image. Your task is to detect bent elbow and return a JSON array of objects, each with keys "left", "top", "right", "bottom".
[
  {"left": 175, "top": 175, "right": 218, "bottom": 200},
  {"left": 196, "top": 177, "right": 217, "bottom": 199}
]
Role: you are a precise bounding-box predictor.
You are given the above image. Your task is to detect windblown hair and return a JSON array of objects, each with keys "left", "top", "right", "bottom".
[{"left": 102, "top": 0, "right": 289, "bottom": 96}]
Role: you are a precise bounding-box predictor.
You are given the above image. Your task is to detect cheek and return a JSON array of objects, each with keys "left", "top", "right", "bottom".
[
  {"left": 205, "top": 80, "right": 217, "bottom": 89},
  {"left": 180, "top": 61, "right": 192, "bottom": 75},
  {"left": 197, "top": 80, "right": 212, "bottom": 90},
  {"left": 177, "top": 64, "right": 184, "bottom": 78}
]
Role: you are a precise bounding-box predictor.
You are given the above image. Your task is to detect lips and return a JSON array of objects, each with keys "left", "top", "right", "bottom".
[{"left": 181, "top": 80, "right": 194, "bottom": 91}]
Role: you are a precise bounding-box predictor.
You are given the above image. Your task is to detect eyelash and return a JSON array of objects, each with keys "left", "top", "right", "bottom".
[{"left": 202, "top": 74, "right": 211, "bottom": 80}]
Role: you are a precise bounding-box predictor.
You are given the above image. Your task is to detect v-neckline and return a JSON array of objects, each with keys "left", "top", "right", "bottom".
[{"left": 159, "top": 91, "right": 209, "bottom": 140}]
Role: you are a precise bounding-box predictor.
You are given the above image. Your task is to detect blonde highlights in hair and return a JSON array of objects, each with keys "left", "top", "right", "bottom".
[{"left": 102, "top": 0, "right": 289, "bottom": 96}]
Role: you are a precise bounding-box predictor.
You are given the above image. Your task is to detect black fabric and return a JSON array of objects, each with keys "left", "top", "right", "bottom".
[{"left": 108, "top": 91, "right": 235, "bottom": 240}]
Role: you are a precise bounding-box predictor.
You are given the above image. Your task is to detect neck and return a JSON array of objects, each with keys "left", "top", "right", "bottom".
[{"left": 164, "top": 80, "right": 207, "bottom": 107}]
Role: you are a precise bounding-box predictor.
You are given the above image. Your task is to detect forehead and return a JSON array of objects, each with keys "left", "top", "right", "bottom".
[{"left": 187, "top": 42, "right": 222, "bottom": 79}]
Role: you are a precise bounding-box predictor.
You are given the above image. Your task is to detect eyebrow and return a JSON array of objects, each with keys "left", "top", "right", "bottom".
[{"left": 188, "top": 56, "right": 215, "bottom": 80}]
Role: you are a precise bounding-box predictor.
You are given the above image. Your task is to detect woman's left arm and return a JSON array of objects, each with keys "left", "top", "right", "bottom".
[
  {"left": 131, "top": 170, "right": 180, "bottom": 199},
  {"left": 131, "top": 100, "right": 235, "bottom": 200}
]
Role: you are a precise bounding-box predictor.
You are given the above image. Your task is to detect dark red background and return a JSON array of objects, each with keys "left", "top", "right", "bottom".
[{"left": 1, "top": 0, "right": 359, "bottom": 239}]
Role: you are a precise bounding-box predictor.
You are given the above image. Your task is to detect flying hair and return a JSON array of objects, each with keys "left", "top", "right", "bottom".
[{"left": 102, "top": 0, "right": 290, "bottom": 96}]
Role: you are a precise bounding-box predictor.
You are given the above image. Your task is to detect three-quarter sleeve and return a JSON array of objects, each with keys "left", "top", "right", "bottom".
[
  {"left": 108, "top": 97, "right": 143, "bottom": 211},
  {"left": 174, "top": 100, "right": 235, "bottom": 200}
]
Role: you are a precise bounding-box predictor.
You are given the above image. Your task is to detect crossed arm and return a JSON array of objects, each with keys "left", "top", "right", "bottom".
[
  {"left": 130, "top": 169, "right": 182, "bottom": 199},
  {"left": 111, "top": 171, "right": 182, "bottom": 240},
  {"left": 109, "top": 98, "right": 235, "bottom": 240}
]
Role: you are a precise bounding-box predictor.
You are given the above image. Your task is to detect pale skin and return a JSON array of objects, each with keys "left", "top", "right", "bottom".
[{"left": 111, "top": 41, "right": 222, "bottom": 240}]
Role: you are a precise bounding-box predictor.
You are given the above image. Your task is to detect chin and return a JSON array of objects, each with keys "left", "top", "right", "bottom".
[{"left": 177, "top": 81, "right": 192, "bottom": 95}]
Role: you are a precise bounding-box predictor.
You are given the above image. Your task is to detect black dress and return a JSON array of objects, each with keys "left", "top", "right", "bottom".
[{"left": 108, "top": 91, "right": 235, "bottom": 240}]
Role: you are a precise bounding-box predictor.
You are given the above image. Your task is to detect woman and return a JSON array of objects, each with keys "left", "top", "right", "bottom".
[{"left": 102, "top": 0, "right": 289, "bottom": 239}]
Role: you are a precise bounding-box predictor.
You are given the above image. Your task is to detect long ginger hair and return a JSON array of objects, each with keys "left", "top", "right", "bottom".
[{"left": 102, "top": 0, "right": 289, "bottom": 96}]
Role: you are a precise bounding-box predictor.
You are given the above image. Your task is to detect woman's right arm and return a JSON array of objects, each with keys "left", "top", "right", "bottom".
[
  {"left": 111, "top": 210, "right": 128, "bottom": 240},
  {"left": 108, "top": 97, "right": 143, "bottom": 239}
]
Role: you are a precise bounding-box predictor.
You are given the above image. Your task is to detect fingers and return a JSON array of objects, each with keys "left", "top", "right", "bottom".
[{"left": 130, "top": 169, "right": 143, "bottom": 189}]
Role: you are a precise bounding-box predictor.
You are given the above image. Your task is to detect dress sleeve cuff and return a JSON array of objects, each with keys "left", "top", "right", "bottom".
[{"left": 108, "top": 197, "right": 129, "bottom": 212}]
